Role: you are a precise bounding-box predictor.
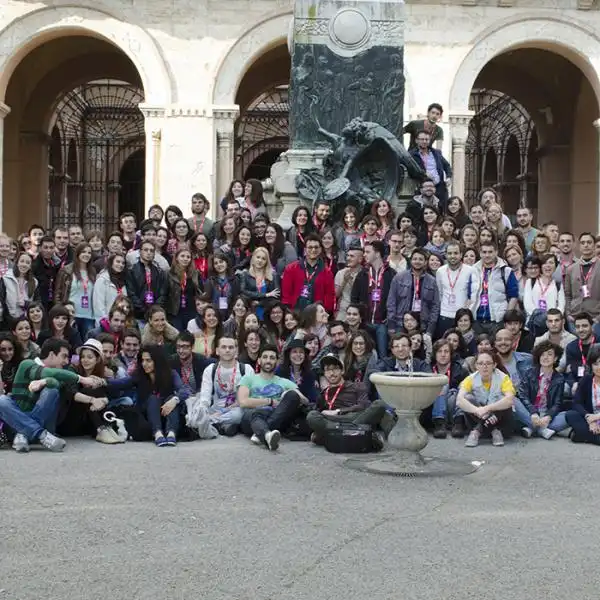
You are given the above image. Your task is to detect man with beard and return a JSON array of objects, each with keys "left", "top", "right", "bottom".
[
  {"left": 238, "top": 345, "right": 307, "bottom": 451},
  {"left": 32, "top": 236, "right": 60, "bottom": 311}
]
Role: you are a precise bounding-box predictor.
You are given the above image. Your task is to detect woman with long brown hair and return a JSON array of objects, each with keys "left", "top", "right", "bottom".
[
  {"left": 54, "top": 242, "right": 97, "bottom": 339},
  {"left": 167, "top": 247, "right": 203, "bottom": 330},
  {"left": 0, "top": 251, "right": 39, "bottom": 323}
]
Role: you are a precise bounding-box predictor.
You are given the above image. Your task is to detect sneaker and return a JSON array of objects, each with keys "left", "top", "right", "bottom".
[
  {"left": 250, "top": 434, "right": 262, "bottom": 446},
  {"left": 432, "top": 419, "right": 447, "bottom": 439},
  {"left": 491, "top": 429, "right": 504, "bottom": 447},
  {"left": 521, "top": 427, "right": 533, "bottom": 439},
  {"left": 12, "top": 433, "right": 30, "bottom": 453},
  {"left": 264, "top": 430, "right": 281, "bottom": 451},
  {"left": 38, "top": 430, "right": 66, "bottom": 452},
  {"left": 540, "top": 428, "right": 556, "bottom": 440},
  {"left": 451, "top": 418, "right": 466, "bottom": 439},
  {"left": 96, "top": 426, "right": 121, "bottom": 445},
  {"left": 465, "top": 429, "right": 480, "bottom": 448}
]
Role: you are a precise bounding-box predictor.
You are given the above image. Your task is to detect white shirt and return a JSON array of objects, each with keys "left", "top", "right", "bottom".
[
  {"left": 436, "top": 263, "right": 479, "bottom": 318},
  {"left": 198, "top": 362, "right": 255, "bottom": 410},
  {"left": 523, "top": 278, "right": 565, "bottom": 318}
]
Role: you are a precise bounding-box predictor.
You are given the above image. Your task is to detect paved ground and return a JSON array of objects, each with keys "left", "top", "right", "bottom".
[{"left": 1, "top": 434, "right": 599, "bottom": 600}]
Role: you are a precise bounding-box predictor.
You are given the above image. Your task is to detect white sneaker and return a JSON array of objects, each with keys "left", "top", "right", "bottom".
[
  {"left": 264, "top": 430, "right": 281, "bottom": 451},
  {"left": 250, "top": 434, "right": 261, "bottom": 446},
  {"left": 521, "top": 427, "right": 533, "bottom": 439},
  {"left": 38, "top": 430, "right": 66, "bottom": 452},
  {"left": 96, "top": 426, "right": 121, "bottom": 444},
  {"left": 540, "top": 428, "right": 556, "bottom": 440},
  {"left": 12, "top": 433, "right": 30, "bottom": 453},
  {"left": 465, "top": 429, "right": 480, "bottom": 448}
]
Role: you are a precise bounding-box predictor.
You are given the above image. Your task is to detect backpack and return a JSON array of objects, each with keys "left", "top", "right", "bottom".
[
  {"left": 322, "top": 422, "right": 377, "bottom": 454},
  {"left": 209, "top": 361, "right": 247, "bottom": 406}
]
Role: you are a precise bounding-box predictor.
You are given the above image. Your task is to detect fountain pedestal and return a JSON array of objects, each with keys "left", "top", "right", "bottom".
[{"left": 345, "top": 372, "right": 479, "bottom": 477}]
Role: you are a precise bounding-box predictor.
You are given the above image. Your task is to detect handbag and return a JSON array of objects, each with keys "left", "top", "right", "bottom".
[{"left": 322, "top": 422, "right": 376, "bottom": 454}]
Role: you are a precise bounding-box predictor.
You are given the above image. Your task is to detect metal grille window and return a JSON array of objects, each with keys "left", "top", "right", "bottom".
[
  {"left": 465, "top": 89, "right": 536, "bottom": 213},
  {"left": 235, "top": 84, "right": 289, "bottom": 180},
  {"left": 48, "top": 80, "right": 145, "bottom": 235}
]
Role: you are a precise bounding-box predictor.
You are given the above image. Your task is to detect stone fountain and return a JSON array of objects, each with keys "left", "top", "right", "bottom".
[{"left": 345, "top": 372, "right": 479, "bottom": 477}]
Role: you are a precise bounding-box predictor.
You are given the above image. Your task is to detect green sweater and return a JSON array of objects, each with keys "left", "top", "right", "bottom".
[{"left": 12, "top": 359, "right": 80, "bottom": 412}]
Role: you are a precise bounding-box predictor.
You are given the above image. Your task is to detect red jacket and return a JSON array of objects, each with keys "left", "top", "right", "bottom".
[{"left": 282, "top": 260, "right": 335, "bottom": 314}]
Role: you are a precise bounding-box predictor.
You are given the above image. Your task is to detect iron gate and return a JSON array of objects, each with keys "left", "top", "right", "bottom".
[
  {"left": 48, "top": 80, "right": 145, "bottom": 236},
  {"left": 465, "top": 89, "right": 536, "bottom": 213}
]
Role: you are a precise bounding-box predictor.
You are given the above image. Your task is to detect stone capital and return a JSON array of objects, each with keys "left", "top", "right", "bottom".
[
  {"left": 449, "top": 111, "right": 475, "bottom": 145},
  {"left": 167, "top": 106, "right": 210, "bottom": 118},
  {"left": 578, "top": 0, "right": 595, "bottom": 10},
  {"left": 216, "top": 130, "right": 234, "bottom": 147},
  {"left": 0, "top": 102, "right": 11, "bottom": 119},
  {"left": 138, "top": 104, "right": 166, "bottom": 119},
  {"left": 212, "top": 105, "right": 240, "bottom": 134}
]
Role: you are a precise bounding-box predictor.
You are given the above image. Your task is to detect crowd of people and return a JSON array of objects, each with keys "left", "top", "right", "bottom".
[{"left": 1, "top": 162, "right": 600, "bottom": 454}]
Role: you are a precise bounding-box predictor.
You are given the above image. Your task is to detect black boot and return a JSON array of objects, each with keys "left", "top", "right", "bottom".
[
  {"left": 451, "top": 417, "right": 466, "bottom": 439},
  {"left": 219, "top": 423, "right": 239, "bottom": 437},
  {"left": 433, "top": 418, "right": 447, "bottom": 439}
]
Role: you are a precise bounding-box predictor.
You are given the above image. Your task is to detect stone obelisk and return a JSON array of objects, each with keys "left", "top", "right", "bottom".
[{"left": 273, "top": 0, "right": 406, "bottom": 227}]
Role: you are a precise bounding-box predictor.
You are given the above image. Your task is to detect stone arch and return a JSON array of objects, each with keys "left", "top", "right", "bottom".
[
  {"left": 449, "top": 16, "right": 600, "bottom": 112},
  {"left": 212, "top": 12, "right": 292, "bottom": 106},
  {"left": 0, "top": 6, "right": 172, "bottom": 105}
]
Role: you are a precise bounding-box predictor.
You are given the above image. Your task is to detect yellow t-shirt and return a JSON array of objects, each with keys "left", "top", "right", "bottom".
[{"left": 460, "top": 373, "right": 515, "bottom": 395}]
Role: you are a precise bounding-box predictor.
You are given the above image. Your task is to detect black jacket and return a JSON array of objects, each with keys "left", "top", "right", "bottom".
[
  {"left": 169, "top": 353, "right": 215, "bottom": 395},
  {"left": 126, "top": 262, "right": 168, "bottom": 319},
  {"left": 518, "top": 367, "right": 565, "bottom": 417},
  {"left": 351, "top": 265, "right": 396, "bottom": 324},
  {"left": 31, "top": 255, "right": 61, "bottom": 310}
]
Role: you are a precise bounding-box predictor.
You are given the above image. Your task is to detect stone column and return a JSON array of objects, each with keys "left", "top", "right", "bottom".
[
  {"left": 448, "top": 111, "right": 474, "bottom": 201},
  {"left": 139, "top": 104, "right": 166, "bottom": 214},
  {"left": 213, "top": 106, "right": 239, "bottom": 217},
  {"left": 0, "top": 102, "right": 10, "bottom": 233}
]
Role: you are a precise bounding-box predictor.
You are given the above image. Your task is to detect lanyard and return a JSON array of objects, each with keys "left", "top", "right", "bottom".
[
  {"left": 255, "top": 276, "right": 265, "bottom": 291},
  {"left": 181, "top": 362, "right": 193, "bottom": 385},
  {"left": 325, "top": 384, "right": 343, "bottom": 410},
  {"left": 538, "top": 277, "right": 552, "bottom": 299},
  {"left": 297, "top": 230, "right": 305, "bottom": 246},
  {"left": 290, "top": 367, "right": 302, "bottom": 386},
  {"left": 145, "top": 267, "right": 152, "bottom": 290},
  {"left": 313, "top": 216, "right": 325, "bottom": 232},
  {"left": 535, "top": 372, "right": 551, "bottom": 409},
  {"left": 216, "top": 277, "right": 229, "bottom": 296},
  {"left": 580, "top": 337, "right": 595, "bottom": 366},
  {"left": 482, "top": 267, "right": 491, "bottom": 293},
  {"left": 433, "top": 364, "right": 451, "bottom": 379},
  {"left": 216, "top": 362, "right": 236, "bottom": 392},
  {"left": 193, "top": 214, "right": 205, "bottom": 232},
  {"left": 181, "top": 272, "right": 187, "bottom": 296},
  {"left": 81, "top": 273, "right": 88, "bottom": 295},
  {"left": 580, "top": 260, "right": 597, "bottom": 285},
  {"left": 202, "top": 334, "right": 210, "bottom": 356},
  {"left": 413, "top": 274, "right": 421, "bottom": 299},
  {"left": 369, "top": 266, "right": 383, "bottom": 291},
  {"left": 304, "top": 261, "right": 318, "bottom": 284},
  {"left": 446, "top": 266, "right": 463, "bottom": 292},
  {"left": 17, "top": 278, "right": 27, "bottom": 307}
]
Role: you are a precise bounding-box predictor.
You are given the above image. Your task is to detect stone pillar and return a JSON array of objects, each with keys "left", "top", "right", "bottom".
[
  {"left": 593, "top": 118, "right": 600, "bottom": 234},
  {"left": 537, "top": 144, "right": 571, "bottom": 227},
  {"left": 19, "top": 130, "right": 50, "bottom": 231},
  {"left": 139, "top": 104, "right": 166, "bottom": 214},
  {"left": 0, "top": 102, "right": 10, "bottom": 233},
  {"left": 213, "top": 106, "right": 239, "bottom": 216},
  {"left": 448, "top": 111, "right": 474, "bottom": 202}
]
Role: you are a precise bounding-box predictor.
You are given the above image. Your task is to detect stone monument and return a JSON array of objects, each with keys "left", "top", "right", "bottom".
[{"left": 273, "top": 0, "right": 418, "bottom": 228}]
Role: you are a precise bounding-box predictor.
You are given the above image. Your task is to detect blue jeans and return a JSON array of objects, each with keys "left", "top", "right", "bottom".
[
  {"left": 76, "top": 317, "right": 95, "bottom": 340},
  {"left": 366, "top": 323, "right": 388, "bottom": 358},
  {"left": 145, "top": 394, "right": 181, "bottom": 435},
  {"left": 432, "top": 387, "right": 459, "bottom": 422},
  {"left": 107, "top": 396, "right": 134, "bottom": 409},
  {"left": 0, "top": 389, "right": 60, "bottom": 440},
  {"left": 513, "top": 398, "right": 532, "bottom": 428}
]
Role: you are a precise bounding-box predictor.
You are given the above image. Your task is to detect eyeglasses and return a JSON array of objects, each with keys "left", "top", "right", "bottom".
[{"left": 476, "top": 362, "right": 495, "bottom": 367}]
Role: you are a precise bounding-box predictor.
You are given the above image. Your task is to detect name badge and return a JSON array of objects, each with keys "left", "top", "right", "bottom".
[
  {"left": 300, "top": 285, "right": 310, "bottom": 299},
  {"left": 371, "top": 289, "right": 381, "bottom": 302},
  {"left": 447, "top": 293, "right": 456, "bottom": 307},
  {"left": 412, "top": 298, "right": 422, "bottom": 312},
  {"left": 578, "top": 366, "right": 585, "bottom": 378},
  {"left": 219, "top": 296, "right": 228, "bottom": 310},
  {"left": 538, "top": 299, "right": 547, "bottom": 311},
  {"left": 480, "top": 294, "right": 489, "bottom": 307},
  {"left": 181, "top": 296, "right": 187, "bottom": 309},
  {"left": 144, "top": 291, "right": 155, "bottom": 305},
  {"left": 81, "top": 295, "right": 89, "bottom": 309},
  {"left": 582, "top": 285, "right": 591, "bottom": 299}
]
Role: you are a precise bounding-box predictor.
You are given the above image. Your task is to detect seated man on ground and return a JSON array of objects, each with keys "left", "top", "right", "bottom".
[
  {"left": 306, "top": 353, "right": 391, "bottom": 451},
  {"left": 238, "top": 344, "right": 306, "bottom": 451},
  {"left": 170, "top": 331, "right": 215, "bottom": 397},
  {"left": 195, "top": 335, "right": 254, "bottom": 436},
  {"left": 518, "top": 340, "right": 569, "bottom": 439},
  {"left": 456, "top": 349, "right": 515, "bottom": 448},
  {"left": 0, "top": 338, "right": 103, "bottom": 453}
]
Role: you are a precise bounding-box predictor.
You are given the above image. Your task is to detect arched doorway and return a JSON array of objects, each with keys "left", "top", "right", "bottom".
[
  {"left": 234, "top": 44, "right": 291, "bottom": 183},
  {"left": 2, "top": 34, "right": 146, "bottom": 236},
  {"left": 450, "top": 20, "right": 600, "bottom": 232}
]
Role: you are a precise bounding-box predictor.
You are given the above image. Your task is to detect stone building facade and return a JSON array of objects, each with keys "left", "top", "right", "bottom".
[{"left": 1, "top": 0, "right": 599, "bottom": 235}]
